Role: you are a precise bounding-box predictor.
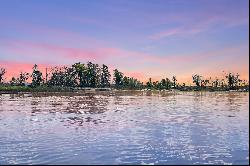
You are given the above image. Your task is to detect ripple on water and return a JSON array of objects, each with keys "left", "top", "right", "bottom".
[{"left": 0, "top": 92, "right": 249, "bottom": 164}]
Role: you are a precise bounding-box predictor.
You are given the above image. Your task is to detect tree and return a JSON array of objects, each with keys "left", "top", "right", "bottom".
[
  {"left": 201, "top": 79, "right": 209, "bottom": 88},
  {"left": 226, "top": 73, "right": 240, "bottom": 90},
  {"left": 0, "top": 68, "right": 6, "bottom": 84},
  {"left": 72, "top": 62, "right": 87, "bottom": 87},
  {"left": 132, "top": 78, "right": 143, "bottom": 90},
  {"left": 165, "top": 78, "right": 172, "bottom": 89},
  {"left": 47, "top": 66, "right": 75, "bottom": 87},
  {"left": 86, "top": 62, "right": 99, "bottom": 87},
  {"left": 123, "top": 76, "right": 130, "bottom": 87},
  {"left": 18, "top": 72, "right": 29, "bottom": 86},
  {"left": 146, "top": 78, "right": 153, "bottom": 89},
  {"left": 10, "top": 77, "right": 18, "bottom": 86},
  {"left": 153, "top": 81, "right": 159, "bottom": 89},
  {"left": 220, "top": 79, "right": 226, "bottom": 88},
  {"left": 45, "top": 68, "right": 49, "bottom": 84},
  {"left": 212, "top": 77, "right": 219, "bottom": 88},
  {"left": 47, "top": 67, "right": 65, "bottom": 87},
  {"left": 160, "top": 79, "right": 167, "bottom": 89},
  {"left": 64, "top": 66, "right": 77, "bottom": 87},
  {"left": 31, "top": 64, "right": 44, "bottom": 87},
  {"left": 172, "top": 76, "right": 177, "bottom": 88},
  {"left": 113, "top": 69, "right": 123, "bottom": 88},
  {"left": 192, "top": 74, "right": 202, "bottom": 87},
  {"left": 121, "top": 75, "right": 141, "bottom": 89},
  {"left": 95, "top": 64, "right": 102, "bottom": 87}
]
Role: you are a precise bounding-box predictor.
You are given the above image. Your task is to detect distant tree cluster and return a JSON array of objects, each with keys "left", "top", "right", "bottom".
[
  {"left": 113, "top": 69, "right": 143, "bottom": 89},
  {"left": 145, "top": 76, "right": 176, "bottom": 90},
  {"left": 45, "top": 62, "right": 112, "bottom": 88},
  {"left": 0, "top": 62, "right": 249, "bottom": 91},
  {"left": 191, "top": 73, "right": 247, "bottom": 90},
  {"left": 9, "top": 72, "right": 29, "bottom": 86}
]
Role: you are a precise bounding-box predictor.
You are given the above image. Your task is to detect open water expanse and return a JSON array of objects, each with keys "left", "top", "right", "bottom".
[{"left": 0, "top": 91, "right": 249, "bottom": 165}]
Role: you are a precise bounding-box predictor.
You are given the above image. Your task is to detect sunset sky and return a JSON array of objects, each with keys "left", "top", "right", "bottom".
[{"left": 0, "top": 0, "right": 249, "bottom": 84}]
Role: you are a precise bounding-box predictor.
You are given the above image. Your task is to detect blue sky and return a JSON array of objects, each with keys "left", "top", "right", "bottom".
[{"left": 0, "top": 0, "right": 249, "bottom": 83}]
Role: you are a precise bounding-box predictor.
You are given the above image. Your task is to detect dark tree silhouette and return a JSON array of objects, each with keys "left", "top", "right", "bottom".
[
  {"left": 31, "top": 64, "right": 44, "bottom": 87},
  {"left": 18, "top": 72, "right": 29, "bottom": 86},
  {"left": 172, "top": 76, "right": 177, "bottom": 88},
  {"left": 226, "top": 73, "right": 240, "bottom": 90},
  {"left": 100, "top": 64, "right": 111, "bottom": 88},
  {"left": 72, "top": 62, "right": 87, "bottom": 87},
  {"left": 0, "top": 68, "right": 6, "bottom": 84},
  {"left": 113, "top": 69, "right": 123, "bottom": 88},
  {"left": 192, "top": 74, "right": 202, "bottom": 87},
  {"left": 146, "top": 78, "right": 153, "bottom": 89}
]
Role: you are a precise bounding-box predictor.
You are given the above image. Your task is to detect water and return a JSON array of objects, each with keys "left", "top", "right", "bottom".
[{"left": 0, "top": 91, "right": 249, "bottom": 165}]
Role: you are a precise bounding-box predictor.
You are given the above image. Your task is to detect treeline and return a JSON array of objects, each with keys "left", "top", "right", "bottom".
[
  {"left": 0, "top": 62, "right": 249, "bottom": 91},
  {"left": 0, "top": 62, "right": 143, "bottom": 90}
]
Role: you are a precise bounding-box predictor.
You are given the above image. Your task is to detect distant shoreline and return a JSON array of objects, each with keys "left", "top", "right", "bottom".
[{"left": 0, "top": 86, "right": 248, "bottom": 95}]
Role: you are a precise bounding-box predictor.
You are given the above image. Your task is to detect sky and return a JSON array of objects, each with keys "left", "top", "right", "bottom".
[{"left": 0, "top": 0, "right": 249, "bottom": 84}]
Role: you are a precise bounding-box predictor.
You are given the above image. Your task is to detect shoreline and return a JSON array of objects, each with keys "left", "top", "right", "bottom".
[
  {"left": 0, "top": 88, "right": 248, "bottom": 95},
  {"left": 0, "top": 85, "right": 249, "bottom": 95}
]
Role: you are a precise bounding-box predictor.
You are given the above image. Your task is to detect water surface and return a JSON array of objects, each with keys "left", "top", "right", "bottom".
[{"left": 0, "top": 92, "right": 249, "bottom": 165}]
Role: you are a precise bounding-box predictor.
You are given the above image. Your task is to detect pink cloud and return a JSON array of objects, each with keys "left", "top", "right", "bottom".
[
  {"left": 1, "top": 39, "right": 166, "bottom": 66},
  {"left": 1, "top": 40, "right": 111, "bottom": 60},
  {"left": 3, "top": 39, "right": 247, "bottom": 71},
  {"left": 1, "top": 39, "right": 248, "bottom": 84}
]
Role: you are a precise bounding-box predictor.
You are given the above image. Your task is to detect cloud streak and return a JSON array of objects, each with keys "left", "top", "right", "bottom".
[
  {"left": 149, "top": 11, "right": 248, "bottom": 40},
  {"left": 1, "top": 38, "right": 248, "bottom": 83}
]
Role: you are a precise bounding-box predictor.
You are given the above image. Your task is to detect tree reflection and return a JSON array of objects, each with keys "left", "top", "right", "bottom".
[{"left": 64, "top": 95, "right": 110, "bottom": 127}]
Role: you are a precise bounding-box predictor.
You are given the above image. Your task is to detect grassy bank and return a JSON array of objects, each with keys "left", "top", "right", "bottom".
[
  {"left": 0, "top": 85, "right": 249, "bottom": 94},
  {"left": 0, "top": 85, "right": 73, "bottom": 93}
]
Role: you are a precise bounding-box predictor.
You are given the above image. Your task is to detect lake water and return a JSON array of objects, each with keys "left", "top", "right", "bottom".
[{"left": 0, "top": 91, "right": 249, "bottom": 165}]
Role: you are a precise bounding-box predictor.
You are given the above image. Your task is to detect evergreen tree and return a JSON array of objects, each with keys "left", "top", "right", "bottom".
[
  {"left": 100, "top": 64, "right": 111, "bottom": 88},
  {"left": 31, "top": 64, "right": 43, "bottom": 87},
  {"left": 113, "top": 69, "right": 123, "bottom": 88}
]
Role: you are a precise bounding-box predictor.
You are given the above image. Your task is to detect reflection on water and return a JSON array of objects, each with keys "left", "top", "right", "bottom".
[{"left": 0, "top": 92, "right": 249, "bottom": 165}]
